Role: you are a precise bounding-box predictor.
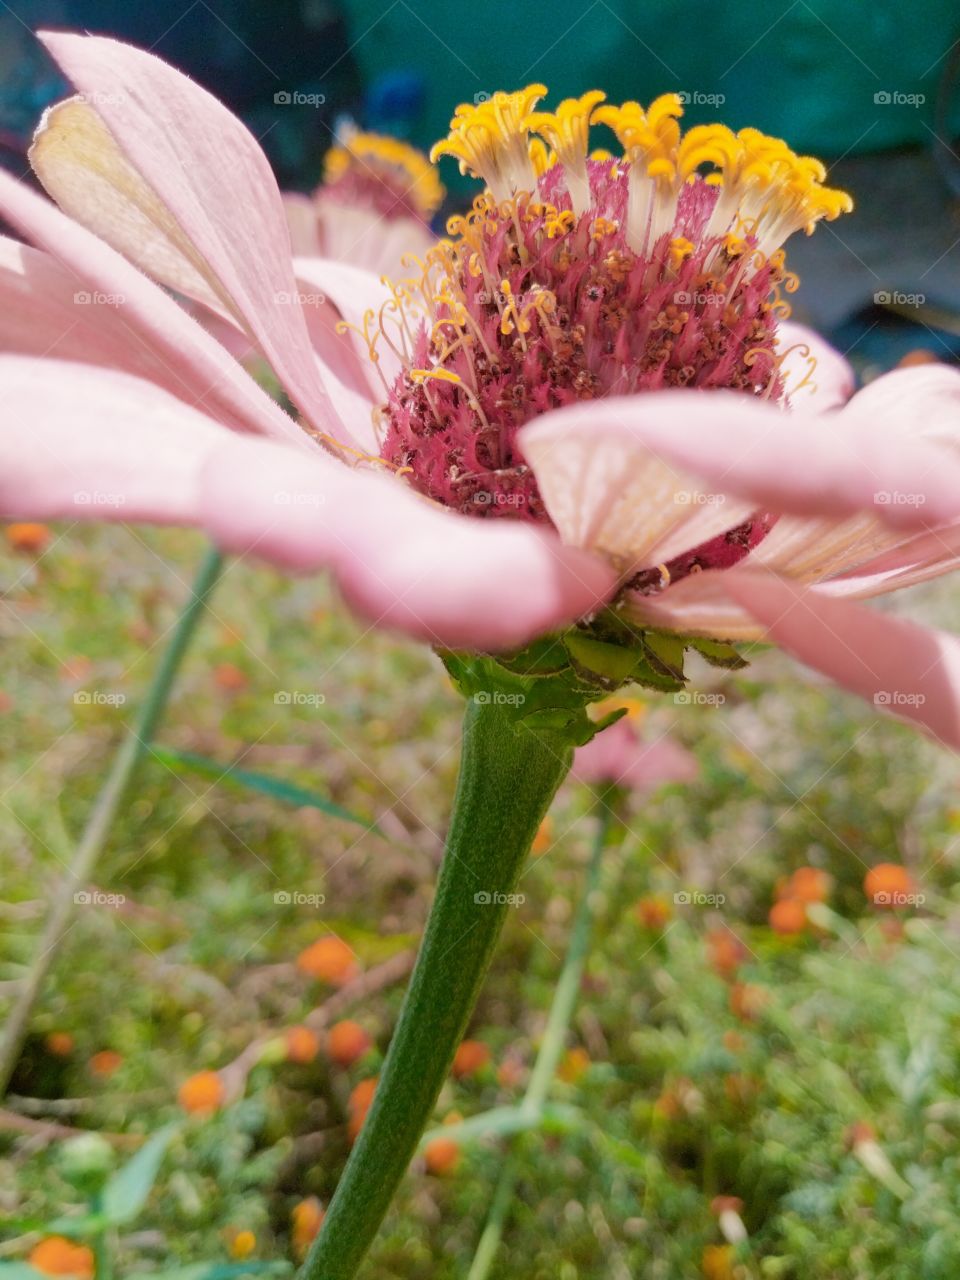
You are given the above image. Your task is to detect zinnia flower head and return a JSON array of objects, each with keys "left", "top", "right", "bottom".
[{"left": 379, "top": 87, "right": 850, "bottom": 528}]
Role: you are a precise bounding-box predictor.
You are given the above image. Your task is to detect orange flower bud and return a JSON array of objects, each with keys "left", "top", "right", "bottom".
[
  {"left": 6, "top": 522, "right": 52, "bottom": 555},
  {"left": 327, "top": 1019, "right": 372, "bottom": 1067},
  {"left": 291, "top": 1196, "right": 325, "bottom": 1257},
  {"left": 297, "top": 936, "right": 359, "bottom": 985},
  {"left": 451, "top": 1039, "right": 490, "bottom": 1079},
  {"left": 557, "top": 1046, "right": 590, "bottom": 1083},
  {"left": 532, "top": 815, "right": 553, "bottom": 855},
  {"left": 863, "top": 863, "right": 916, "bottom": 909},
  {"left": 705, "top": 928, "right": 747, "bottom": 978},
  {"left": 213, "top": 662, "right": 248, "bottom": 692},
  {"left": 28, "top": 1237, "right": 95, "bottom": 1278},
  {"left": 347, "top": 1076, "right": 378, "bottom": 1140},
  {"left": 768, "top": 898, "right": 807, "bottom": 935},
  {"left": 45, "top": 1031, "right": 74, "bottom": 1057},
  {"left": 424, "top": 1136, "right": 461, "bottom": 1175},
  {"left": 785, "top": 866, "right": 831, "bottom": 904},
  {"left": 89, "top": 1050, "right": 123, "bottom": 1078},
  {"left": 635, "top": 894, "right": 672, "bottom": 929},
  {"left": 178, "top": 1069, "right": 226, "bottom": 1114},
  {"left": 227, "top": 1229, "right": 256, "bottom": 1259},
  {"left": 285, "top": 1025, "right": 320, "bottom": 1063}
]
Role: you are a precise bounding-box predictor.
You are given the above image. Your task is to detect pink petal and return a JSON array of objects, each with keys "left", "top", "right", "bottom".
[
  {"left": 34, "top": 32, "right": 362, "bottom": 452},
  {"left": 523, "top": 375, "right": 960, "bottom": 564},
  {"left": 283, "top": 193, "right": 322, "bottom": 257},
  {"left": 315, "top": 192, "right": 437, "bottom": 279},
  {"left": 777, "top": 320, "right": 854, "bottom": 413},
  {"left": 294, "top": 256, "right": 402, "bottom": 392},
  {"left": 0, "top": 353, "right": 616, "bottom": 649},
  {"left": 0, "top": 356, "right": 226, "bottom": 523},
  {"left": 573, "top": 718, "right": 698, "bottom": 790},
  {"left": 0, "top": 168, "right": 302, "bottom": 447},
  {"left": 724, "top": 571, "right": 960, "bottom": 749},
  {"left": 625, "top": 571, "right": 760, "bottom": 640},
  {"left": 200, "top": 436, "right": 617, "bottom": 649}
]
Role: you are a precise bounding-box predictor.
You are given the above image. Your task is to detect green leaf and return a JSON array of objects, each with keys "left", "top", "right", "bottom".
[
  {"left": 150, "top": 747, "right": 383, "bottom": 837},
  {"left": 100, "top": 1123, "right": 178, "bottom": 1225},
  {"left": 0, "top": 1266, "right": 48, "bottom": 1278}
]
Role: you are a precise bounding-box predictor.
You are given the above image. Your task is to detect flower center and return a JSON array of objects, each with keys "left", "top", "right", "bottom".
[
  {"left": 323, "top": 126, "right": 444, "bottom": 222},
  {"left": 359, "top": 89, "right": 851, "bottom": 528}
]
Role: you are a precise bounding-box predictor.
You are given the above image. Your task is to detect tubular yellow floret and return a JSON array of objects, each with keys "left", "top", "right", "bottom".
[
  {"left": 592, "top": 94, "right": 685, "bottom": 251},
  {"left": 525, "top": 90, "right": 606, "bottom": 215},
  {"left": 430, "top": 85, "right": 547, "bottom": 202},
  {"left": 325, "top": 128, "right": 445, "bottom": 218}
]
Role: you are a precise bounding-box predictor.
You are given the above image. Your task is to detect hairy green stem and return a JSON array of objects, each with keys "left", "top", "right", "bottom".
[
  {"left": 300, "top": 695, "right": 576, "bottom": 1280},
  {"left": 0, "top": 547, "right": 225, "bottom": 1095},
  {"left": 467, "top": 799, "right": 614, "bottom": 1280}
]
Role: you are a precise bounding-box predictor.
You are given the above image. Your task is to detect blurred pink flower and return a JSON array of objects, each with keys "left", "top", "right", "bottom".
[
  {"left": 1, "top": 51, "right": 960, "bottom": 743},
  {"left": 573, "top": 716, "right": 697, "bottom": 791}
]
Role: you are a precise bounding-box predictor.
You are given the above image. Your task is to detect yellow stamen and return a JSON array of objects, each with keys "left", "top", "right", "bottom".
[
  {"left": 525, "top": 90, "right": 606, "bottom": 215},
  {"left": 430, "top": 85, "right": 547, "bottom": 201}
]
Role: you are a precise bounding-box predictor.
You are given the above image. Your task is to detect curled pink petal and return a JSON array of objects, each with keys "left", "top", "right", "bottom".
[
  {"left": 199, "top": 436, "right": 617, "bottom": 650},
  {"left": 35, "top": 31, "right": 361, "bottom": 451},
  {"left": 573, "top": 718, "right": 698, "bottom": 791},
  {"left": 724, "top": 571, "right": 960, "bottom": 750},
  {"left": 0, "top": 168, "right": 302, "bottom": 447}
]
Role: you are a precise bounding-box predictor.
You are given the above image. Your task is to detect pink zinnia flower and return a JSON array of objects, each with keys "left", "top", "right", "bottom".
[{"left": 3, "top": 41, "right": 960, "bottom": 744}]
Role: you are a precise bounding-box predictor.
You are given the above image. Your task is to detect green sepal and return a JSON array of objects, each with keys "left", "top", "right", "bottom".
[
  {"left": 687, "top": 636, "right": 749, "bottom": 670},
  {"left": 642, "top": 632, "right": 687, "bottom": 682},
  {"left": 563, "top": 633, "right": 642, "bottom": 686},
  {"left": 493, "top": 634, "right": 571, "bottom": 676}
]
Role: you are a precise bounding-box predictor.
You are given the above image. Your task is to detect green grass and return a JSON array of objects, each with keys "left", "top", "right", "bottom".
[{"left": 3, "top": 523, "right": 960, "bottom": 1278}]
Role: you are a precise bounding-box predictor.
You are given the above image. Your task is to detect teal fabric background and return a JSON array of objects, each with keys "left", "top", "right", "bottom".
[{"left": 341, "top": 0, "right": 960, "bottom": 181}]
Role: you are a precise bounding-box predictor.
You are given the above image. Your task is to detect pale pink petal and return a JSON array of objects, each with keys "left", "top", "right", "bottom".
[
  {"left": 200, "top": 436, "right": 617, "bottom": 650},
  {"left": 34, "top": 32, "right": 362, "bottom": 452},
  {"left": 724, "top": 572, "right": 960, "bottom": 749},
  {"left": 283, "top": 193, "right": 321, "bottom": 257},
  {"left": 315, "top": 192, "right": 437, "bottom": 279},
  {"left": 573, "top": 718, "right": 698, "bottom": 790},
  {"left": 0, "top": 356, "right": 226, "bottom": 523},
  {"left": 294, "top": 256, "right": 401, "bottom": 393},
  {"left": 0, "top": 353, "right": 616, "bottom": 648},
  {"left": 777, "top": 320, "right": 854, "bottom": 413},
  {"left": 624, "top": 572, "right": 760, "bottom": 640},
  {"left": 522, "top": 377, "right": 960, "bottom": 580},
  {"left": 519, "top": 401, "right": 755, "bottom": 572},
  {"left": 0, "top": 168, "right": 303, "bottom": 447}
]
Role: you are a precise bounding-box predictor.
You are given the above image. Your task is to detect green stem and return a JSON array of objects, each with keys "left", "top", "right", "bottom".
[
  {"left": 467, "top": 798, "right": 614, "bottom": 1280},
  {"left": 300, "top": 695, "right": 576, "bottom": 1280},
  {"left": 0, "top": 546, "right": 224, "bottom": 1095}
]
